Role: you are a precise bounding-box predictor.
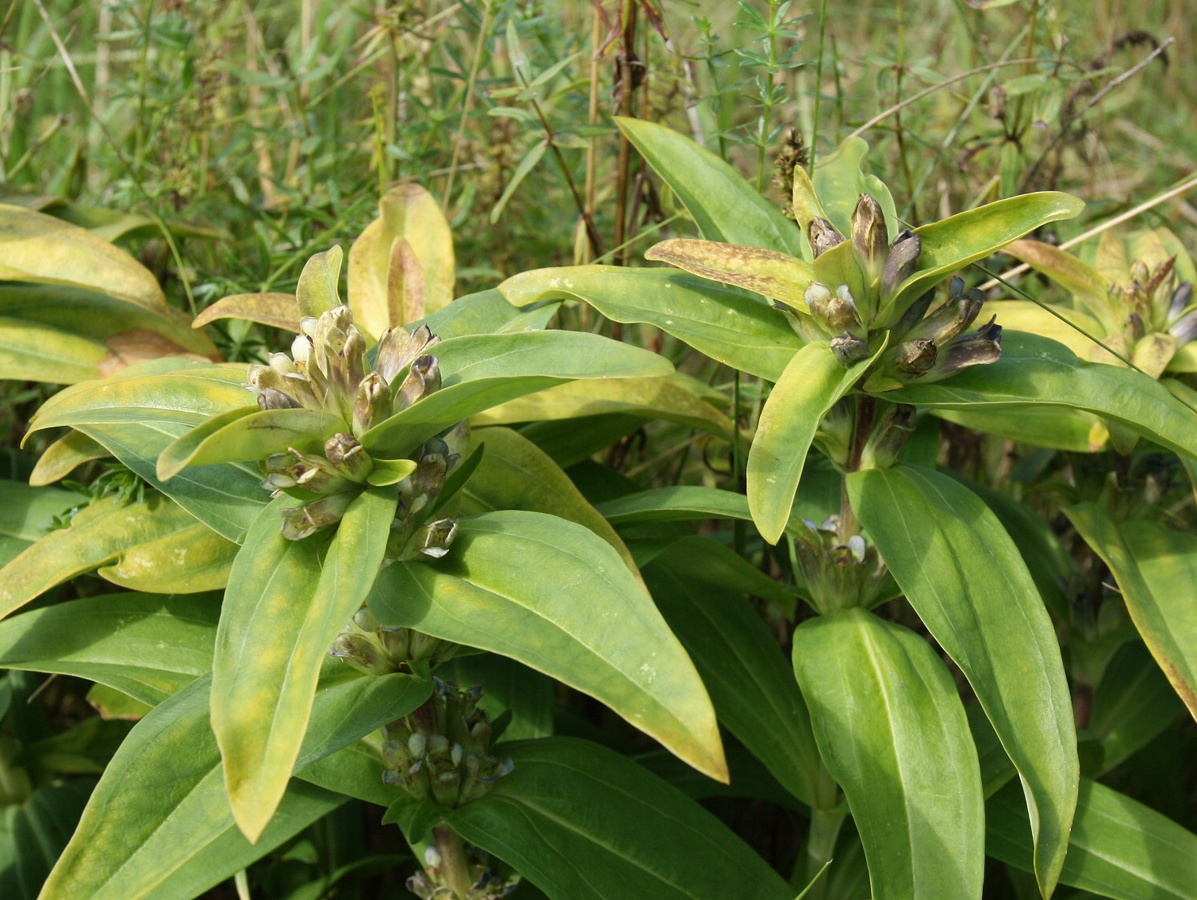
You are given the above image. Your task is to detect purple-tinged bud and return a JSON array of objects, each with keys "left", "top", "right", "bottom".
[
  {"left": 1168, "top": 282, "right": 1194, "bottom": 321},
  {"left": 851, "top": 194, "right": 889, "bottom": 274},
  {"left": 353, "top": 371, "right": 389, "bottom": 435},
  {"left": 881, "top": 230, "right": 921, "bottom": 298},
  {"left": 889, "top": 338, "right": 938, "bottom": 376},
  {"left": 829, "top": 334, "right": 870, "bottom": 367},
  {"left": 920, "top": 318, "right": 1003, "bottom": 382},
  {"left": 808, "top": 217, "right": 845, "bottom": 257},
  {"left": 395, "top": 355, "right": 441, "bottom": 412},
  {"left": 324, "top": 432, "right": 373, "bottom": 482},
  {"left": 280, "top": 492, "right": 355, "bottom": 540}
]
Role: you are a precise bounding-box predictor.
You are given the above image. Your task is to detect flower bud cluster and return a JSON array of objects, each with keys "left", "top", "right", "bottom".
[
  {"left": 793, "top": 515, "right": 895, "bottom": 614},
  {"left": 780, "top": 194, "right": 1003, "bottom": 387},
  {"left": 331, "top": 606, "right": 463, "bottom": 676},
  {"left": 381, "top": 679, "right": 515, "bottom": 807},
  {"left": 1103, "top": 256, "right": 1197, "bottom": 376},
  {"left": 407, "top": 846, "right": 519, "bottom": 900},
  {"left": 247, "top": 305, "right": 460, "bottom": 541}
]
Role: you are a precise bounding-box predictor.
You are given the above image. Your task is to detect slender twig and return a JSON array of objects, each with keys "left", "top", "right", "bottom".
[
  {"left": 809, "top": 0, "right": 828, "bottom": 168},
  {"left": 846, "top": 57, "right": 1073, "bottom": 141},
  {"left": 442, "top": 0, "right": 493, "bottom": 210}
]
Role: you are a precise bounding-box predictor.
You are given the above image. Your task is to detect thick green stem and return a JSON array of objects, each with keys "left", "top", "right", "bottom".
[
  {"left": 432, "top": 823, "right": 474, "bottom": 899},
  {"left": 800, "top": 804, "right": 847, "bottom": 900}
]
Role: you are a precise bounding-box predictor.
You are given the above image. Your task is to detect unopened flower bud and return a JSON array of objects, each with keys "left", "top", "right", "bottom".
[
  {"left": 280, "top": 492, "right": 355, "bottom": 540},
  {"left": 851, "top": 193, "right": 889, "bottom": 274},
  {"left": 808, "top": 217, "right": 845, "bottom": 257},
  {"left": 324, "top": 432, "right": 373, "bottom": 481},
  {"left": 395, "top": 355, "right": 441, "bottom": 412},
  {"left": 829, "top": 333, "right": 870, "bottom": 367},
  {"left": 889, "top": 338, "right": 938, "bottom": 376},
  {"left": 330, "top": 633, "right": 394, "bottom": 675},
  {"left": 353, "top": 372, "right": 390, "bottom": 435},
  {"left": 881, "top": 230, "right": 921, "bottom": 298}
]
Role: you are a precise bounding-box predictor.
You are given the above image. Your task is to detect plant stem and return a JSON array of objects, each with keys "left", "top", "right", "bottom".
[
  {"left": 432, "top": 823, "right": 474, "bottom": 899},
  {"left": 801, "top": 805, "right": 846, "bottom": 900},
  {"left": 809, "top": 0, "right": 828, "bottom": 169}
]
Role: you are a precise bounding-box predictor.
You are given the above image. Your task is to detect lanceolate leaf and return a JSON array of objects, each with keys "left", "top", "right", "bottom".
[
  {"left": 26, "top": 358, "right": 252, "bottom": 436},
  {"left": 1065, "top": 504, "right": 1197, "bottom": 719},
  {"left": 295, "top": 246, "right": 342, "bottom": 318},
  {"left": 79, "top": 421, "right": 267, "bottom": 544},
  {"left": 446, "top": 737, "right": 794, "bottom": 900},
  {"left": 0, "top": 494, "right": 233, "bottom": 619},
  {"left": 884, "top": 192, "right": 1085, "bottom": 319},
  {"left": 0, "top": 480, "right": 82, "bottom": 565},
  {"left": 190, "top": 292, "right": 301, "bottom": 333},
  {"left": 212, "top": 488, "right": 397, "bottom": 841},
  {"left": 367, "top": 510, "right": 727, "bottom": 782},
  {"left": 644, "top": 239, "right": 815, "bottom": 310},
  {"left": 362, "top": 330, "right": 674, "bottom": 457},
  {"left": 473, "top": 375, "right": 732, "bottom": 439},
  {"left": 1090, "top": 641, "right": 1185, "bottom": 773},
  {"left": 29, "top": 431, "right": 110, "bottom": 487},
  {"left": 987, "top": 778, "right": 1197, "bottom": 899},
  {"left": 0, "top": 204, "right": 166, "bottom": 309},
  {"left": 791, "top": 610, "right": 984, "bottom": 900},
  {"left": 157, "top": 406, "right": 342, "bottom": 480},
  {"left": 645, "top": 543, "right": 828, "bottom": 809},
  {"left": 615, "top": 117, "right": 806, "bottom": 258},
  {"left": 42, "top": 669, "right": 427, "bottom": 900},
  {"left": 461, "top": 426, "right": 640, "bottom": 579},
  {"left": 848, "top": 465, "right": 1077, "bottom": 897},
  {"left": 748, "top": 341, "right": 878, "bottom": 544},
  {"left": 499, "top": 266, "right": 803, "bottom": 381},
  {"left": 889, "top": 331, "right": 1197, "bottom": 460},
  {"left": 0, "top": 592, "right": 218, "bottom": 704}
]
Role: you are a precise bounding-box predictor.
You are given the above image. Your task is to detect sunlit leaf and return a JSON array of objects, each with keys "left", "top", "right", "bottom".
[
  {"left": 368, "top": 510, "right": 727, "bottom": 782},
  {"left": 792, "top": 609, "right": 984, "bottom": 900},
  {"left": 849, "top": 465, "right": 1077, "bottom": 896}
]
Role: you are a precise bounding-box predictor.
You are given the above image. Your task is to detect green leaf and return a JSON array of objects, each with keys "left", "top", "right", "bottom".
[
  {"left": 888, "top": 331, "right": 1197, "bottom": 460},
  {"left": 26, "top": 358, "right": 252, "bottom": 436},
  {"left": 1090, "top": 641, "right": 1184, "bottom": 774},
  {"left": 29, "top": 431, "right": 110, "bottom": 487},
  {"left": 212, "top": 487, "right": 396, "bottom": 841},
  {"left": 811, "top": 137, "right": 899, "bottom": 240},
  {"left": 446, "top": 737, "right": 794, "bottom": 900},
  {"left": 499, "top": 266, "right": 803, "bottom": 380},
  {"left": 791, "top": 609, "right": 984, "bottom": 900},
  {"left": 411, "top": 288, "right": 554, "bottom": 340},
  {"left": 0, "top": 778, "right": 95, "bottom": 900},
  {"left": 361, "top": 330, "right": 673, "bottom": 457},
  {"left": 368, "top": 510, "right": 727, "bottom": 782},
  {"left": 748, "top": 341, "right": 877, "bottom": 544},
  {"left": 295, "top": 246, "right": 342, "bottom": 318},
  {"left": 42, "top": 669, "right": 427, "bottom": 900},
  {"left": 461, "top": 426, "right": 640, "bottom": 579},
  {"left": 490, "top": 138, "right": 548, "bottom": 224},
  {"left": 848, "top": 465, "right": 1077, "bottom": 897},
  {"left": 645, "top": 541, "right": 829, "bottom": 809},
  {"left": 0, "top": 204, "right": 166, "bottom": 309},
  {"left": 987, "top": 778, "right": 1197, "bottom": 899},
  {"left": 979, "top": 298, "right": 1106, "bottom": 359},
  {"left": 614, "top": 117, "right": 806, "bottom": 257},
  {"left": 1065, "top": 504, "right": 1197, "bottom": 719},
  {"left": 885, "top": 192, "right": 1085, "bottom": 320},
  {"left": 156, "top": 406, "right": 342, "bottom": 480},
  {"left": 0, "top": 480, "right": 82, "bottom": 565},
  {"left": 644, "top": 238, "right": 815, "bottom": 310},
  {"left": 473, "top": 374, "right": 732, "bottom": 438},
  {"left": 1002, "top": 239, "right": 1119, "bottom": 331},
  {"left": 0, "top": 593, "right": 217, "bottom": 705},
  {"left": 0, "top": 494, "right": 233, "bottom": 619},
  {"left": 931, "top": 404, "right": 1099, "bottom": 452},
  {"left": 79, "top": 421, "right": 267, "bottom": 544}
]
